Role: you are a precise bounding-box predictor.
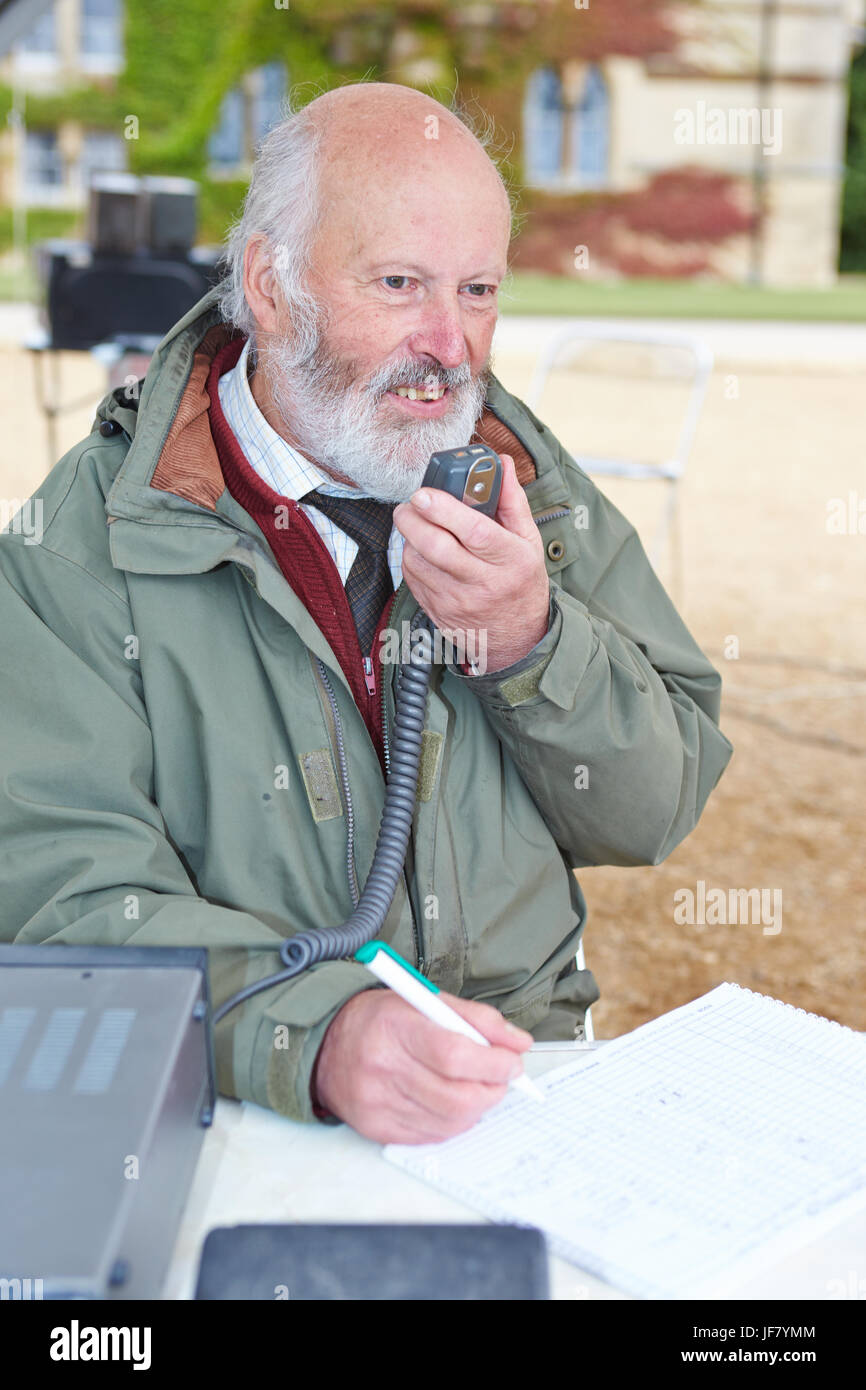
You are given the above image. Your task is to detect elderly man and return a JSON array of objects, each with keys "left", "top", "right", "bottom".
[{"left": 0, "top": 82, "right": 732, "bottom": 1144}]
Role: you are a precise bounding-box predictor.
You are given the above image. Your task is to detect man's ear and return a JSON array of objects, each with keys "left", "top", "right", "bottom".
[{"left": 244, "top": 235, "right": 282, "bottom": 337}]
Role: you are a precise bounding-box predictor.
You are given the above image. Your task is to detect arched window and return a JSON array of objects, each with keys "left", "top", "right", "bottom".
[
  {"left": 208, "top": 62, "right": 289, "bottom": 173},
  {"left": 208, "top": 88, "right": 245, "bottom": 170},
  {"left": 523, "top": 67, "right": 564, "bottom": 184},
  {"left": 524, "top": 63, "right": 610, "bottom": 190},
  {"left": 569, "top": 64, "right": 609, "bottom": 187},
  {"left": 252, "top": 61, "right": 287, "bottom": 150}
]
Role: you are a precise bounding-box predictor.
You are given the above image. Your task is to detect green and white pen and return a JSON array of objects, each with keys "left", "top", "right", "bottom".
[{"left": 355, "top": 941, "right": 545, "bottom": 1104}]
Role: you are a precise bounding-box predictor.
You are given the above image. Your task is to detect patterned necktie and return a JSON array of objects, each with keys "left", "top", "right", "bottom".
[{"left": 302, "top": 490, "right": 396, "bottom": 656}]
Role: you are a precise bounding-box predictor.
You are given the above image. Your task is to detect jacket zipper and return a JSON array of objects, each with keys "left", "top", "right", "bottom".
[
  {"left": 368, "top": 586, "right": 402, "bottom": 770},
  {"left": 380, "top": 657, "right": 392, "bottom": 776},
  {"left": 533, "top": 505, "right": 571, "bottom": 527}
]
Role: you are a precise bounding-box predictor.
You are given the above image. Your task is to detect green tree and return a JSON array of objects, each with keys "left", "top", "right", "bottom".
[{"left": 840, "top": 45, "right": 866, "bottom": 271}]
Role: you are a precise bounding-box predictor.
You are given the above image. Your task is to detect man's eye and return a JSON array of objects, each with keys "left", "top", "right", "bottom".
[
  {"left": 383, "top": 275, "right": 413, "bottom": 290},
  {"left": 464, "top": 283, "right": 496, "bottom": 298}
]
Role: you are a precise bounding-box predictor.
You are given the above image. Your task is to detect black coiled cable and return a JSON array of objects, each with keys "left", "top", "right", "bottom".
[{"left": 212, "top": 613, "right": 435, "bottom": 1025}]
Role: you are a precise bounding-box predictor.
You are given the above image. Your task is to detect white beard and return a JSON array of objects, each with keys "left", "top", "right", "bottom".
[{"left": 257, "top": 316, "right": 492, "bottom": 502}]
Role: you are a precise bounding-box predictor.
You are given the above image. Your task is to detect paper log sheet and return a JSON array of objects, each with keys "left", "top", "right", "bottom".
[{"left": 384, "top": 983, "right": 866, "bottom": 1299}]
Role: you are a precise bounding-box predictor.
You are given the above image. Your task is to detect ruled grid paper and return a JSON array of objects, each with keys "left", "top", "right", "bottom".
[{"left": 384, "top": 983, "right": 866, "bottom": 1299}]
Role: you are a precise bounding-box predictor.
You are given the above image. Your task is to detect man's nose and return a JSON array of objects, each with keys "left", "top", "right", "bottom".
[{"left": 406, "top": 293, "right": 468, "bottom": 370}]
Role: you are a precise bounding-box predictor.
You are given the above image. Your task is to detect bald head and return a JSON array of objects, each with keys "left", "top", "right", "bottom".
[{"left": 304, "top": 82, "right": 511, "bottom": 227}]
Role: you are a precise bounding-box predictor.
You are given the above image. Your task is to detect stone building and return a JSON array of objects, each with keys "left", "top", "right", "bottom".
[{"left": 519, "top": 0, "right": 866, "bottom": 284}]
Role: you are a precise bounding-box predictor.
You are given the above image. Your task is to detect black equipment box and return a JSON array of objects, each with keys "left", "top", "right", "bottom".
[
  {"left": 195, "top": 1223, "right": 549, "bottom": 1300},
  {"left": 0, "top": 945, "right": 215, "bottom": 1299}
]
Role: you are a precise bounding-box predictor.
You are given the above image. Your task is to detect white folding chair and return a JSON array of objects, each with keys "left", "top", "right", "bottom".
[{"left": 526, "top": 321, "right": 714, "bottom": 600}]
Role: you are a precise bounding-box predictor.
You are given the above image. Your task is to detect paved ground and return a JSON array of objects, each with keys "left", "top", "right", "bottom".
[{"left": 1, "top": 307, "right": 863, "bottom": 1038}]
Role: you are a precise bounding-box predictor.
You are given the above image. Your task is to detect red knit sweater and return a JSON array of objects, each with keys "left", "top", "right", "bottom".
[{"left": 206, "top": 335, "right": 397, "bottom": 773}]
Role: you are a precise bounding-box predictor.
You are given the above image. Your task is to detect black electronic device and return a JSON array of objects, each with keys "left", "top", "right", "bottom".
[
  {"left": 38, "top": 239, "right": 222, "bottom": 351},
  {"left": 195, "top": 1223, "right": 549, "bottom": 1300},
  {"left": 34, "top": 173, "right": 222, "bottom": 351},
  {"left": 422, "top": 444, "right": 502, "bottom": 517},
  {"left": 88, "top": 171, "right": 198, "bottom": 258},
  {"left": 0, "top": 944, "right": 215, "bottom": 1299}
]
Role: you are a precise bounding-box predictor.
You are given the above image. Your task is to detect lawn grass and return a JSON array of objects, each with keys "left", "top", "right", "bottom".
[
  {"left": 500, "top": 272, "right": 866, "bottom": 322},
  {"left": 0, "top": 264, "right": 40, "bottom": 302}
]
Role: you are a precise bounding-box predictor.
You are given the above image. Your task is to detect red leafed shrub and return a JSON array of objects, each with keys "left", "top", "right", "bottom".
[
  {"left": 513, "top": 167, "right": 757, "bottom": 278},
  {"left": 623, "top": 168, "right": 755, "bottom": 242},
  {"left": 489, "top": 0, "right": 680, "bottom": 64},
  {"left": 611, "top": 248, "right": 716, "bottom": 277}
]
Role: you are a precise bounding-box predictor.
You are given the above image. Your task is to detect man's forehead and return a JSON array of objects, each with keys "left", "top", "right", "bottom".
[
  {"left": 313, "top": 84, "right": 478, "bottom": 153},
  {"left": 316, "top": 108, "right": 508, "bottom": 208},
  {"left": 318, "top": 223, "right": 508, "bottom": 282},
  {"left": 314, "top": 166, "right": 510, "bottom": 268},
  {"left": 320, "top": 152, "right": 505, "bottom": 213}
]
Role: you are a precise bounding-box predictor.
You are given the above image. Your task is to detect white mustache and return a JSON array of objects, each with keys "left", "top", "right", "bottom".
[{"left": 366, "top": 362, "right": 473, "bottom": 396}]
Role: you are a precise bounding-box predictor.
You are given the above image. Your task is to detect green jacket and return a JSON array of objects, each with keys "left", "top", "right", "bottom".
[{"left": 0, "top": 288, "right": 732, "bottom": 1122}]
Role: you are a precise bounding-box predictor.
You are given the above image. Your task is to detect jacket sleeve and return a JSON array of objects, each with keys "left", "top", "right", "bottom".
[
  {"left": 448, "top": 443, "right": 734, "bottom": 869},
  {"left": 0, "top": 534, "right": 377, "bottom": 1125}
]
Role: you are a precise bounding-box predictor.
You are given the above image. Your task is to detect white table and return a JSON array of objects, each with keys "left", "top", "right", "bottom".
[{"left": 164, "top": 1043, "right": 866, "bottom": 1300}]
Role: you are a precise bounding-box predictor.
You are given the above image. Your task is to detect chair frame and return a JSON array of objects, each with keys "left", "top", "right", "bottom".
[{"left": 526, "top": 321, "right": 714, "bottom": 598}]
